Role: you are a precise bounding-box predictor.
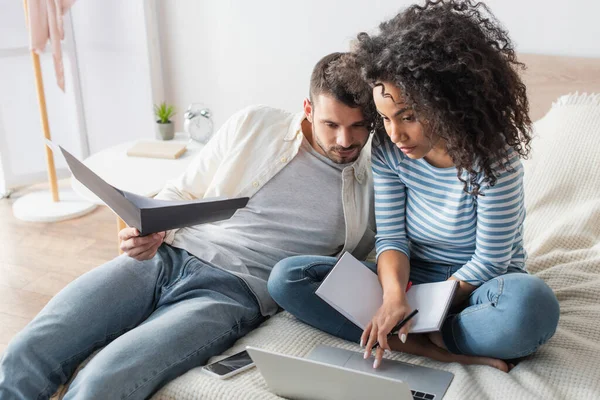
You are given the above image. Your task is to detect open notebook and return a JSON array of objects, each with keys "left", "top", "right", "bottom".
[
  {"left": 316, "top": 252, "right": 458, "bottom": 333},
  {"left": 48, "top": 141, "right": 249, "bottom": 236}
]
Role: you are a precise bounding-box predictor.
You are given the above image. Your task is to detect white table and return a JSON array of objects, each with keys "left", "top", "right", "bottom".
[{"left": 71, "top": 133, "right": 204, "bottom": 252}]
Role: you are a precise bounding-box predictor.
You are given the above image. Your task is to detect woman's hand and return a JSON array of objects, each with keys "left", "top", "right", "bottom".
[
  {"left": 366, "top": 250, "right": 412, "bottom": 368},
  {"left": 360, "top": 295, "right": 413, "bottom": 368}
]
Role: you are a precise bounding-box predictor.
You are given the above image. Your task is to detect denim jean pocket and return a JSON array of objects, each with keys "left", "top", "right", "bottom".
[
  {"left": 162, "top": 256, "right": 202, "bottom": 291},
  {"left": 410, "top": 261, "right": 455, "bottom": 284}
]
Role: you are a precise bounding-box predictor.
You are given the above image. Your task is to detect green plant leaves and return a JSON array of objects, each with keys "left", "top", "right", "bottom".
[{"left": 154, "top": 101, "right": 176, "bottom": 123}]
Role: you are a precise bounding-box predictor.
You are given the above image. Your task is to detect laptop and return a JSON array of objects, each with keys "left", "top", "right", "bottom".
[{"left": 247, "top": 345, "right": 453, "bottom": 400}]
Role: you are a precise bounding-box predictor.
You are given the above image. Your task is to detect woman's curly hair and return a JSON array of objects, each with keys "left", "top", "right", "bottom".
[{"left": 355, "top": 0, "right": 532, "bottom": 195}]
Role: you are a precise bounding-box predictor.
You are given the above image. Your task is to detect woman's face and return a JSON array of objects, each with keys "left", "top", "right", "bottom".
[{"left": 372, "top": 82, "right": 436, "bottom": 160}]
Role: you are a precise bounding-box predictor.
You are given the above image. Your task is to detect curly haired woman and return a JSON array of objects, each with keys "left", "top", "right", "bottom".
[{"left": 268, "top": 0, "right": 559, "bottom": 372}]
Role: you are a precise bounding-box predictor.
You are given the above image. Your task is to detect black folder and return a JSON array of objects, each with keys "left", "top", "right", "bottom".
[{"left": 53, "top": 142, "right": 249, "bottom": 236}]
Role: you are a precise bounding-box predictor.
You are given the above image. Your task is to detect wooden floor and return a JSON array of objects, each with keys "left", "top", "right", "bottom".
[{"left": 0, "top": 181, "right": 117, "bottom": 355}]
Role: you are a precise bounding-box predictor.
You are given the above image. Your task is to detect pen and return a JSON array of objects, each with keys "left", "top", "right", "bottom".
[{"left": 372, "top": 309, "right": 419, "bottom": 350}]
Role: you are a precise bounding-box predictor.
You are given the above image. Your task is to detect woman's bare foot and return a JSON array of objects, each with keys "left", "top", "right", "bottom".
[
  {"left": 387, "top": 334, "right": 509, "bottom": 373},
  {"left": 452, "top": 352, "right": 509, "bottom": 373},
  {"left": 427, "top": 332, "right": 447, "bottom": 350}
]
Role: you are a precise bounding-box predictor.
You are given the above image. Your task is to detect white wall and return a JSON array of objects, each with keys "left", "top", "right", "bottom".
[
  {"left": 0, "top": 0, "right": 157, "bottom": 190},
  {"left": 157, "top": 0, "right": 600, "bottom": 130},
  {"left": 70, "top": 0, "right": 156, "bottom": 154},
  {"left": 0, "top": 1, "right": 85, "bottom": 189},
  {"left": 0, "top": 154, "right": 6, "bottom": 196}
]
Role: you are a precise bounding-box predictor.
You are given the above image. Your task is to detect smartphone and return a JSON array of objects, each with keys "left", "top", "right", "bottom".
[{"left": 202, "top": 350, "right": 255, "bottom": 379}]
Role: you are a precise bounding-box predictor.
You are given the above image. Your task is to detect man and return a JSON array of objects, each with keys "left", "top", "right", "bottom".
[{"left": 0, "top": 52, "right": 376, "bottom": 399}]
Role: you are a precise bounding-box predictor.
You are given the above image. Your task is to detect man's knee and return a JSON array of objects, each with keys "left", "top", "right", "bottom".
[
  {"left": 268, "top": 255, "right": 335, "bottom": 309},
  {"left": 267, "top": 256, "right": 300, "bottom": 307}
]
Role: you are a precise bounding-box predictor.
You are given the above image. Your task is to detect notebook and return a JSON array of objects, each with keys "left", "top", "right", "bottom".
[
  {"left": 127, "top": 141, "right": 187, "bottom": 159},
  {"left": 48, "top": 141, "right": 249, "bottom": 236},
  {"left": 315, "top": 252, "right": 458, "bottom": 333}
]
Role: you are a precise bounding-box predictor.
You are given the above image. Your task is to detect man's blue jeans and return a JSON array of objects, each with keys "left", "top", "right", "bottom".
[
  {"left": 0, "top": 245, "right": 265, "bottom": 400},
  {"left": 267, "top": 256, "right": 560, "bottom": 360}
]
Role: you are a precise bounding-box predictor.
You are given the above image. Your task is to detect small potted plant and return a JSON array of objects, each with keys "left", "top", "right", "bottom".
[{"left": 154, "top": 101, "right": 176, "bottom": 140}]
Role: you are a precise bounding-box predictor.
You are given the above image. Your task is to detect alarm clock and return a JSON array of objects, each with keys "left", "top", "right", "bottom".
[{"left": 183, "top": 103, "right": 214, "bottom": 144}]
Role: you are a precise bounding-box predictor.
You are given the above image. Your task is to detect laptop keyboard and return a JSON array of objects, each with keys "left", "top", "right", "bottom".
[{"left": 411, "top": 390, "right": 435, "bottom": 399}]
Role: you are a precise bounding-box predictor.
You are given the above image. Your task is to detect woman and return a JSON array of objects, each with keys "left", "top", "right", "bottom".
[
  {"left": 356, "top": 0, "right": 559, "bottom": 372},
  {"left": 268, "top": 0, "right": 559, "bottom": 372}
]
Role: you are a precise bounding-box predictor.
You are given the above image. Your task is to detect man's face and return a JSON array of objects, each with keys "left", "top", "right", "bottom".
[{"left": 303, "top": 94, "right": 370, "bottom": 164}]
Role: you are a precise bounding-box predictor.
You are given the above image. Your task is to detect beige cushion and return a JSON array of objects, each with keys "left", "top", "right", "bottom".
[{"left": 522, "top": 93, "right": 600, "bottom": 275}]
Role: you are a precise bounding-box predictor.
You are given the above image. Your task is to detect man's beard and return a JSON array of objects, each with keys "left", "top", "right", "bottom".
[{"left": 315, "top": 134, "right": 361, "bottom": 164}]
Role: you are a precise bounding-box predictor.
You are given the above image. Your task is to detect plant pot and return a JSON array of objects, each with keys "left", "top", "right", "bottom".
[{"left": 156, "top": 121, "right": 175, "bottom": 140}]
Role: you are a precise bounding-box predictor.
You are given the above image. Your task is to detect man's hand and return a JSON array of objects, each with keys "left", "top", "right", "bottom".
[
  {"left": 448, "top": 276, "right": 477, "bottom": 308},
  {"left": 119, "top": 227, "right": 166, "bottom": 261}
]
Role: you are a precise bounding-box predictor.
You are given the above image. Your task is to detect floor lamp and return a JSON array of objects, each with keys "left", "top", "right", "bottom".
[{"left": 12, "top": 0, "right": 96, "bottom": 222}]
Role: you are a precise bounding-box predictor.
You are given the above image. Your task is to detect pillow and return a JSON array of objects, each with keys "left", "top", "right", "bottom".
[{"left": 522, "top": 92, "right": 600, "bottom": 274}]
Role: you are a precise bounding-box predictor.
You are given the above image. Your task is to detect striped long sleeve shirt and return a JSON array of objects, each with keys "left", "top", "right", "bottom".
[{"left": 372, "top": 138, "right": 527, "bottom": 286}]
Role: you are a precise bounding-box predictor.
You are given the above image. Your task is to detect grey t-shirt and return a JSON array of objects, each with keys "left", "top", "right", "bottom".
[{"left": 170, "top": 136, "right": 349, "bottom": 315}]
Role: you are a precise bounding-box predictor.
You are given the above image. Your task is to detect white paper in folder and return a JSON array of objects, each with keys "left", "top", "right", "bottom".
[{"left": 315, "top": 252, "right": 458, "bottom": 333}]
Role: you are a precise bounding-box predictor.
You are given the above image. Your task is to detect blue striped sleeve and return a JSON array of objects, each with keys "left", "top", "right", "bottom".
[
  {"left": 372, "top": 142, "right": 410, "bottom": 260},
  {"left": 452, "top": 155, "right": 526, "bottom": 286}
]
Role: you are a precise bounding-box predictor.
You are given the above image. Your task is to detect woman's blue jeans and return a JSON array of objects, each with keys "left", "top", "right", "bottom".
[{"left": 267, "top": 256, "right": 560, "bottom": 360}]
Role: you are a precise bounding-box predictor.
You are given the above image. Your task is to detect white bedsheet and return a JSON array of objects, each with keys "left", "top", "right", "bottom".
[
  {"left": 49, "top": 93, "right": 598, "bottom": 400},
  {"left": 153, "top": 93, "right": 600, "bottom": 400}
]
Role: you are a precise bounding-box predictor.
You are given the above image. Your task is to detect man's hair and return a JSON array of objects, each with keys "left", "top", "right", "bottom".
[
  {"left": 355, "top": 0, "right": 532, "bottom": 196},
  {"left": 309, "top": 52, "right": 377, "bottom": 130}
]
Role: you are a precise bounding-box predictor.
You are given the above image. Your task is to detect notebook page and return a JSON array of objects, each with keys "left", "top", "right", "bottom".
[
  {"left": 316, "top": 252, "right": 457, "bottom": 333},
  {"left": 315, "top": 252, "right": 382, "bottom": 330},
  {"left": 405, "top": 281, "right": 458, "bottom": 333}
]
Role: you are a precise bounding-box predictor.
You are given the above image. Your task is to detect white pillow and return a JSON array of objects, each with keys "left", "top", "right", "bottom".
[{"left": 522, "top": 93, "right": 600, "bottom": 273}]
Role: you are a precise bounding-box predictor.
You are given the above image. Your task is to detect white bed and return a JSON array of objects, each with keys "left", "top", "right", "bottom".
[
  {"left": 61, "top": 54, "right": 600, "bottom": 400},
  {"left": 148, "top": 54, "right": 600, "bottom": 400}
]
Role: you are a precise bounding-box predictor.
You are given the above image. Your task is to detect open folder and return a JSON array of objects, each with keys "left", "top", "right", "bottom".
[
  {"left": 50, "top": 141, "right": 249, "bottom": 236},
  {"left": 316, "top": 252, "right": 458, "bottom": 333}
]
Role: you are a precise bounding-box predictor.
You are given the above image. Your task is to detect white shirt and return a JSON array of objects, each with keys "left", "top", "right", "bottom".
[{"left": 155, "top": 105, "right": 376, "bottom": 314}]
